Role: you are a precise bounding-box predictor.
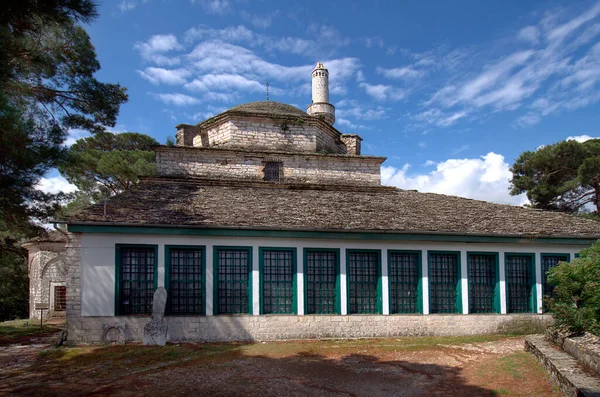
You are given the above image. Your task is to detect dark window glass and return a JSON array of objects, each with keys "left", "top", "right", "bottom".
[
  {"left": 468, "top": 254, "right": 496, "bottom": 313},
  {"left": 168, "top": 248, "right": 203, "bottom": 315},
  {"left": 118, "top": 247, "right": 155, "bottom": 315},
  {"left": 306, "top": 251, "right": 337, "bottom": 314},
  {"left": 54, "top": 286, "right": 66, "bottom": 311},
  {"left": 429, "top": 253, "right": 459, "bottom": 313},
  {"left": 217, "top": 249, "right": 250, "bottom": 314},
  {"left": 262, "top": 250, "right": 294, "bottom": 314},
  {"left": 389, "top": 252, "right": 419, "bottom": 314},
  {"left": 263, "top": 162, "right": 282, "bottom": 182},
  {"left": 506, "top": 255, "right": 533, "bottom": 313},
  {"left": 348, "top": 251, "right": 379, "bottom": 314},
  {"left": 541, "top": 254, "right": 568, "bottom": 312}
]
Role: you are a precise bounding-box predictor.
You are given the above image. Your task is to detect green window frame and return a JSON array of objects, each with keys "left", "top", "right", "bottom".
[
  {"left": 304, "top": 248, "right": 340, "bottom": 315},
  {"left": 346, "top": 249, "right": 382, "bottom": 314},
  {"left": 213, "top": 246, "right": 252, "bottom": 315},
  {"left": 165, "top": 246, "right": 205, "bottom": 315},
  {"left": 388, "top": 250, "right": 422, "bottom": 314},
  {"left": 428, "top": 251, "right": 462, "bottom": 314},
  {"left": 115, "top": 244, "right": 158, "bottom": 316},
  {"left": 259, "top": 247, "right": 297, "bottom": 314},
  {"left": 467, "top": 252, "right": 500, "bottom": 314},
  {"left": 505, "top": 253, "right": 536, "bottom": 313},
  {"left": 541, "top": 253, "right": 570, "bottom": 312}
]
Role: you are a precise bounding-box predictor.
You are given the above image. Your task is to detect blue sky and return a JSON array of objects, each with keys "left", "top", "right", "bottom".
[{"left": 40, "top": 0, "right": 600, "bottom": 206}]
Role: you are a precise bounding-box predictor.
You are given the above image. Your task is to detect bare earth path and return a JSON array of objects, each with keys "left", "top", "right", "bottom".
[{"left": 0, "top": 334, "right": 559, "bottom": 397}]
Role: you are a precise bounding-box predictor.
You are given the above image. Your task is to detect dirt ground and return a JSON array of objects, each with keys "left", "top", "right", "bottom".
[{"left": 0, "top": 330, "right": 559, "bottom": 397}]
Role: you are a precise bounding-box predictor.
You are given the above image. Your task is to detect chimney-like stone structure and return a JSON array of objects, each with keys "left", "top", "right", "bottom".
[
  {"left": 341, "top": 134, "right": 362, "bottom": 155},
  {"left": 307, "top": 62, "right": 335, "bottom": 125},
  {"left": 175, "top": 124, "right": 198, "bottom": 147}
]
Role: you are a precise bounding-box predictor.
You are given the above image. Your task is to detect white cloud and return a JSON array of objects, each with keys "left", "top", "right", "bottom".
[
  {"left": 376, "top": 66, "right": 425, "bottom": 80},
  {"left": 336, "top": 118, "right": 370, "bottom": 131},
  {"left": 381, "top": 152, "right": 528, "bottom": 205},
  {"left": 137, "top": 67, "right": 190, "bottom": 85},
  {"left": 134, "top": 34, "right": 183, "bottom": 66},
  {"left": 240, "top": 10, "right": 277, "bottom": 29},
  {"left": 413, "top": 108, "right": 468, "bottom": 127},
  {"left": 192, "top": 0, "right": 231, "bottom": 15},
  {"left": 516, "top": 112, "right": 541, "bottom": 127},
  {"left": 566, "top": 134, "right": 598, "bottom": 142},
  {"left": 359, "top": 82, "right": 406, "bottom": 101},
  {"left": 151, "top": 93, "right": 200, "bottom": 106},
  {"left": 64, "top": 129, "right": 91, "bottom": 146},
  {"left": 36, "top": 176, "right": 78, "bottom": 195},
  {"left": 184, "top": 73, "right": 266, "bottom": 93},
  {"left": 517, "top": 26, "right": 540, "bottom": 44},
  {"left": 337, "top": 101, "right": 387, "bottom": 120},
  {"left": 117, "top": 0, "right": 149, "bottom": 13}
]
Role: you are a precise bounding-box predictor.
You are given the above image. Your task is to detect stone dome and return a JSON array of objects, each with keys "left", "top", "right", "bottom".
[{"left": 228, "top": 101, "right": 309, "bottom": 118}]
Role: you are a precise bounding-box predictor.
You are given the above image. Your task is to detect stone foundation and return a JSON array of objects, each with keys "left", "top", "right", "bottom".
[{"left": 67, "top": 314, "right": 552, "bottom": 344}]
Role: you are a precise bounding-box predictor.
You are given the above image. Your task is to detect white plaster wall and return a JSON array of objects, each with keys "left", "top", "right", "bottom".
[{"left": 79, "top": 233, "right": 583, "bottom": 317}]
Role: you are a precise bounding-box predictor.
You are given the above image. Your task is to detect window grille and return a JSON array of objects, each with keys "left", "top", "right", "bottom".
[
  {"left": 306, "top": 250, "right": 338, "bottom": 314},
  {"left": 468, "top": 254, "right": 496, "bottom": 313},
  {"left": 263, "top": 161, "right": 282, "bottom": 182},
  {"left": 118, "top": 247, "right": 155, "bottom": 315},
  {"left": 167, "top": 248, "right": 203, "bottom": 315},
  {"left": 389, "top": 252, "right": 419, "bottom": 314},
  {"left": 429, "top": 253, "right": 459, "bottom": 313},
  {"left": 541, "top": 254, "right": 568, "bottom": 312},
  {"left": 54, "top": 286, "right": 66, "bottom": 311},
  {"left": 216, "top": 248, "right": 250, "bottom": 314},
  {"left": 262, "top": 249, "right": 294, "bottom": 314},
  {"left": 506, "top": 254, "right": 533, "bottom": 313},
  {"left": 348, "top": 251, "right": 379, "bottom": 314}
]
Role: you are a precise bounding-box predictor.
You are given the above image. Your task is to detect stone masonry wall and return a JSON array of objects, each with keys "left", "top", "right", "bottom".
[
  {"left": 156, "top": 147, "right": 383, "bottom": 186},
  {"left": 65, "top": 233, "right": 83, "bottom": 344},
  {"left": 68, "top": 313, "right": 553, "bottom": 344},
  {"left": 27, "top": 244, "right": 66, "bottom": 319}
]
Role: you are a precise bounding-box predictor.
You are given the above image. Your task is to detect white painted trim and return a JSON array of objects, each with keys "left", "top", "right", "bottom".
[
  {"left": 157, "top": 245, "right": 165, "bottom": 288},
  {"left": 535, "top": 252, "right": 543, "bottom": 314},
  {"left": 382, "top": 249, "right": 389, "bottom": 315},
  {"left": 461, "top": 250, "right": 468, "bottom": 314},
  {"left": 297, "top": 244, "right": 304, "bottom": 315},
  {"left": 340, "top": 249, "right": 347, "bottom": 315},
  {"left": 252, "top": 245, "right": 260, "bottom": 315},
  {"left": 205, "top": 244, "right": 213, "bottom": 316},
  {"left": 498, "top": 250, "right": 506, "bottom": 314},
  {"left": 422, "top": 250, "right": 429, "bottom": 315}
]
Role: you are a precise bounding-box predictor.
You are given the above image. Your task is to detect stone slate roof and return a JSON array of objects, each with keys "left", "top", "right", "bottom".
[
  {"left": 228, "top": 101, "right": 308, "bottom": 118},
  {"left": 68, "top": 177, "right": 600, "bottom": 238}
]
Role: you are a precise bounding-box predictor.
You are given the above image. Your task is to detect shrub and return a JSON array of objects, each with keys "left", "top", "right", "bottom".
[{"left": 546, "top": 241, "right": 600, "bottom": 336}]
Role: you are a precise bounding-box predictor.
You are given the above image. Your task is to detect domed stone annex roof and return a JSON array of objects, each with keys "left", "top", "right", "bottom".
[{"left": 228, "top": 101, "right": 308, "bottom": 118}]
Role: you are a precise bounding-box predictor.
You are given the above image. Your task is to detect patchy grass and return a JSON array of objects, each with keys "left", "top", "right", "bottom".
[{"left": 0, "top": 319, "right": 63, "bottom": 342}]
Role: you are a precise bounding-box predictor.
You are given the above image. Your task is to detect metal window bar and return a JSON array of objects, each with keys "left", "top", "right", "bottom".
[
  {"left": 263, "top": 162, "right": 282, "bottom": 182},
  {"left": 348, "top": 252, "right": 379, "bottom": 314},
  {"left": 119, "top": 247, "right": 155, "bottom": 315},
  {"left": 54, "top": 286, "right": 66, "bottom": 311},
  {"left": 506, "top": 255, "right": 532, "bottom": 313},
  {"left": 389, "top": 252, "right": 419, "bottom": 313},
  {"left": 262, "top": 250, "right": 294, "bottom": 314},
  {"left": 306, "top": 251, "right": 337, "bottom": 314},
  {"left": 217, "top": 249, "right": 249, "bottom": 314},
  {"left": 429, "top": 253, "right": 458, "bottom": 313},
  {"left": 168, "top": 248, "right": 203, "bottom": 315},
  {"left": 468, "top": 254, "right": 495, "bottom": 313},
  {"left": 542, "top": 255, "right": 568, "bottom": 312}
]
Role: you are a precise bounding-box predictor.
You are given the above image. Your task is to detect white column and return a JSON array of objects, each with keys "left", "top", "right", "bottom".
[
  {"left": 381, "top": 249, "right": 389, "bottom": 315},
  {"left": 157, "top": 244, "right": 165, "bottom": 288},
  {"left": 422, "top": 250, "right": 429, "bottom": 315},
  {"left": 461, "top": 250, "right": 468, "bottom": 314},
  {"left": 340, "top": 249, "right": 347, "bottom": 315},
  {"left": 296, "top": 247, "right": 304, "bottom": 315},
  {"left": 498, "top": 251, "right": 506, "bottom": 314},
  {"left": 205, "top": 245, "right": 213, "bottom": 315},
  {"left": 252, "top": 246, "right": 260, "bottom": 315},
  {"left": 535, "top": 252, "right": 543, "bottom": 314}
]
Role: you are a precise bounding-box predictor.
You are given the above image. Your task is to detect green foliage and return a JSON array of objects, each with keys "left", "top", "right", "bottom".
[
  {"left": 546, "top": 241, "right": 600, "bottom": 336},
  {"left": 0, "top": 0, "right": 127, "bottom": 233},
  {"left": 59, "top": 131, "right": 158, "bottom": 200},
  {"left": 0, "top": 241, "right": 28, "bottom": 321},
  {"left": 510, "top": 139, "right": 600, "bottom": 213}
]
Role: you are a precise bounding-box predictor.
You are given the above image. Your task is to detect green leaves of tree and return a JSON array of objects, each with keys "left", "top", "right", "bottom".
[{"left": 510, "top": 139, "right": 600, "bottom": 213}]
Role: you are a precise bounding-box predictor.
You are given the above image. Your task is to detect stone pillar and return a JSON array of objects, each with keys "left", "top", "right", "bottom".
[
  {"left": 65, "top": 232, "right": 82, "bottom": 344},
  {"left": 175, "top": 124, "right": 198, "bottom": 147},
  {"left": 341, "top": 134, "right": 363, "bottom": 155}
]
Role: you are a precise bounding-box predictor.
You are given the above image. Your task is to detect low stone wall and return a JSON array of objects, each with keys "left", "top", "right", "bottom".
[
  {"left": 548, "top": 330, "right": 600, "bottom": 377},
  {"left": 67, "top": 314, "right": 552, "bottom": 344}
]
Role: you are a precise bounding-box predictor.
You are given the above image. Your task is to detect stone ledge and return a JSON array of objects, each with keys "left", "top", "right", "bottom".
[
  {"left": 548, "top": 329, "right": 600, "bottom": 378},
  {"left": 525, "top": 334, "right": 600, "bottom": 397}
]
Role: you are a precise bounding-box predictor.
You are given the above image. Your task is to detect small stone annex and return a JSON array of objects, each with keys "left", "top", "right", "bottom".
[{"left": 61, "top": 62, "right": 600, "bottom": 344}]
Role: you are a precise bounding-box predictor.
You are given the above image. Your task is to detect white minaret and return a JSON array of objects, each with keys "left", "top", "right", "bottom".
[{"left": 307, "top": 62, "right": 335, "bottom": 125}]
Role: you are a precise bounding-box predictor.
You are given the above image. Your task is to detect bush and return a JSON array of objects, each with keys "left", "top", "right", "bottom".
[{"left": 546, "top": 241, "right": 600, "bottom": 336}]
